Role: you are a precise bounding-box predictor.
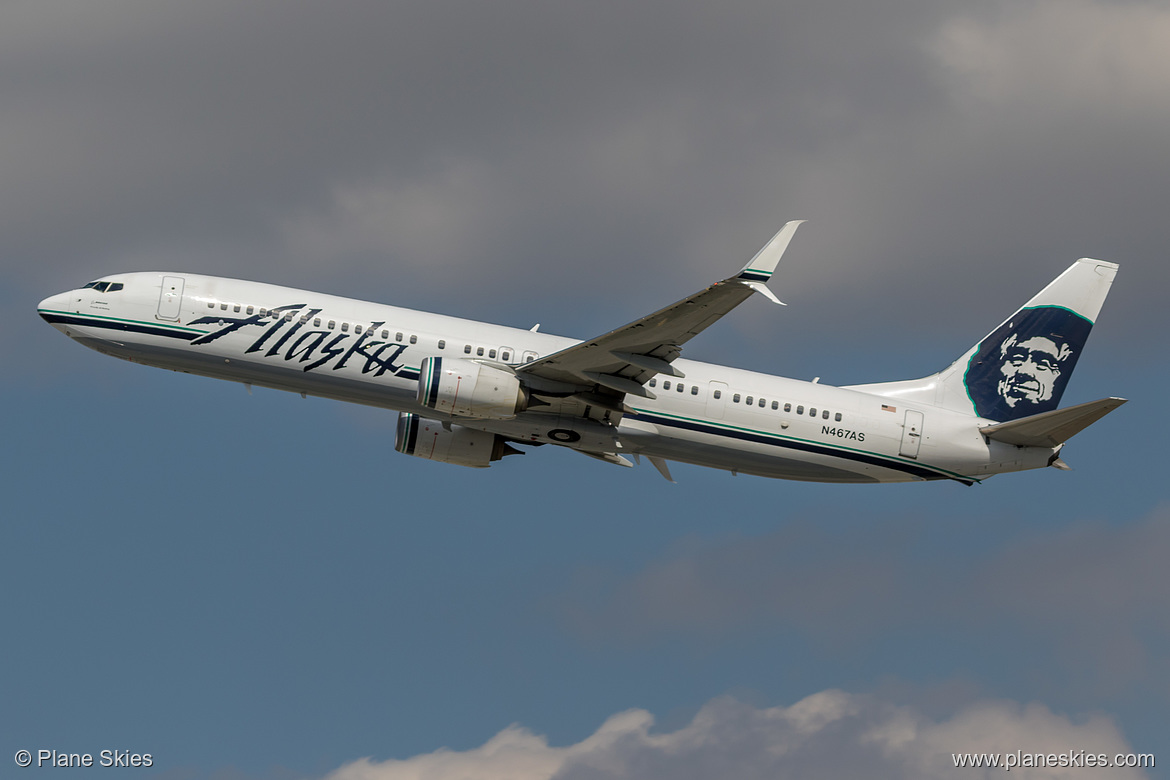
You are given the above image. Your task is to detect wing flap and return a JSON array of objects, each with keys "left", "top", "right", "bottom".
[
  {"left": 980, "top": 397, "right": 1127, "bottom": 447},
  {"left": 584, "top": 371, "right": 657, "bottom": 399}
]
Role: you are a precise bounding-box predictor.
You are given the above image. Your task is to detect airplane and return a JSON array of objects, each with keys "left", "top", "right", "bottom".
[{"left": 37, "top": 221, "right": 1125, "bottom": 485}]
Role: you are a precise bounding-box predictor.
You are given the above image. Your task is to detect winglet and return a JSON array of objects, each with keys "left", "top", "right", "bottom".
[
  {"left": 736, "top": 220, "right": 806, "bottom": 283},
  {"left": 744, "top": 280, "right": 786, "bottom": 306}
]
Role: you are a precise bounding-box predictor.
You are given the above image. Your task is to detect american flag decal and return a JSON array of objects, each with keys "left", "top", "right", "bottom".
[{"left": 882, "top": 404, "right": 897, "bottom": 412}]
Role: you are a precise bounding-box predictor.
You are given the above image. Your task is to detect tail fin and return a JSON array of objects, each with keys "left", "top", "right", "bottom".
[{"left": 850, "top": 258, "right": 1119, "bottom": 421}]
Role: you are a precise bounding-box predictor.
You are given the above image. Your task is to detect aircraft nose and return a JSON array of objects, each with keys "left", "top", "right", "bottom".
[{"left": 38, "top": 291, "right": 72, "bottom": 325}]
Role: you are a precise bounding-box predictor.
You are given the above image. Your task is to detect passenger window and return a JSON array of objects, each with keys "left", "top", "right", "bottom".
[
  {"left": 759, "top": 398, "right": 766, "bottom": 407},
  {"left": 341, "top": 322, "right": 349, "bottom": 332},
  {"left": 477, "top": 347, "right": 484, "bottom": 356},
  {"left": 464, "top": 344, "right": 472, "bottom": 354},
  {"left": 234, "top": 304, "right": 241, "bottom": 313},
  {"left": 713, "top": 389, "right": 721, "bottom": 399},
  {"left": 771, "top": 401, "right": 778, "bottom": 410},
  {"left": 207, "top": 301, "right": 215, "bottom": 308},
  {"left": 284, "top": 311, "right": 294, "bottom": 321},
  {"left": 835, "top": 412, "right": 842, "bottom": 422},
  {"left": 259, "top": 308, "right": 267, "bottom": 317},
  {"left": 438, "top": 340, "right": 446, "bottom": 349},
  {"left": 328, "top": 320, "right": 335, "bottom": 329},
  {"left": 396, "top": 332, "right": 404, "bottom": 342},
  {"left": 221, "top": 303, "right": 228, "bottom": 311},
  {"left": 525, "top": 355, "right": 535, "bottom": 363},
  {"left": 299, "top": 314, "right": 309, "bottom": 324},
  {"left": 733, "top": 394, "right": 741, "bottom": 403},
  {"left": 746, "top": 396, "right": 753, "bottom": 405},
  {"left": 489, "top": 349, "right": 497, "bottom": 359},
  {"left": 409, "top": 335, "right": 417, "bottom": 344},
  {"left": 313, "top": 318, "right": 321, "bottom": 327},
  {"left": 663, "top": 381, "right": 671, "bottom": 390},
  {"left": 822, "top": 410, "right": 830, "bottom": 419},
  {"left": 691, "top": 386, "right": 698, "bottom": 395},
  {"left": 809, "top": 407, "right": 817, "bottom": 416},
  {"left": 501, "top": 351, "right": 511, "bottom": 361},
  {"left": 784, "top": 403, "right": 791, "bottom": 412},
  {"left": 381, "top": 330, "right": 389, "bottom": 339},
  {"left": 649, "top": 379, "right": 657, "bottom": 387},
  {"left": 796, "top": 405, "right": 804, "bottom": 414},
  {"left": 247, "top": 306, "right": 254, "bottom": 315},
  {"left": 677, "top": 383, "right": 684, "bottom": 393},
  {"left": 355, "top": 325, "right": 363, "bottom": 334}
]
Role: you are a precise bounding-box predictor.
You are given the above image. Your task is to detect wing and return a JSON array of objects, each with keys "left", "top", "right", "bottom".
[{"left": 516, "top": 221, "right": 805, "bottom": 413}]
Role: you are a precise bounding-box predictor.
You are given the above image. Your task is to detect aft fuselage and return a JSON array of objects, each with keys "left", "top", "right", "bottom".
[{"left": 38, "top": 272, "right": 1054, "bottom": 484}]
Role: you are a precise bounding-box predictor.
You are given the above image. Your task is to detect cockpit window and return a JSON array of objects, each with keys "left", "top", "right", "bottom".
[{"left": 81, "top": 281, "right": 123, "bottom": 293}]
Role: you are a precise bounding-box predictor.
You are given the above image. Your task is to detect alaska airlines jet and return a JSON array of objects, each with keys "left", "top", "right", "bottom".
[{"left": 37, "top": 222, "right": 1125, "bottom": 484}]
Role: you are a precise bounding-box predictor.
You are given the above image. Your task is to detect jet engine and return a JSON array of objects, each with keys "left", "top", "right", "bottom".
[
  {"left": 417, "top": 357, "right": 527, "bottom": 419},
  {"left": 394, "top": 413, "right": 522, "bottom": 468}
]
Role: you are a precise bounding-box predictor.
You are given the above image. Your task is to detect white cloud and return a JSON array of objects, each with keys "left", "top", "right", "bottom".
[
  {"left": 322, "top": 691, "right": 1148, "bottom": 780},
  {"left": 321, "top": 709, "right": 652, "bottom": 780}
]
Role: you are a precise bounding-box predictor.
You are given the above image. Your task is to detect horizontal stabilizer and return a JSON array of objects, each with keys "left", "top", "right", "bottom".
[{"left": 980, "top": 397, "right": 1127, "bottom": 448}]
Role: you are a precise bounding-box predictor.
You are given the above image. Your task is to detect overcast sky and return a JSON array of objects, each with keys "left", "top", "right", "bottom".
[{"left": 3, "top": 1, "right": 1167, "bottom": 777}]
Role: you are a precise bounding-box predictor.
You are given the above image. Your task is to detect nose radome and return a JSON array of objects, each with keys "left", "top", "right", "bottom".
[{"left": 38, "top": 291, "right": 72, "bottom": 324}]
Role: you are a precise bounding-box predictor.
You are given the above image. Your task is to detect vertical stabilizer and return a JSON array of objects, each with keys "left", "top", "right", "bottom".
[{"left": 849, "top": 259, "right": 1118, "bottom": 422}]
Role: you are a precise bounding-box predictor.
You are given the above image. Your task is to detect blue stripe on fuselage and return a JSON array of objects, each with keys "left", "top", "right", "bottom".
[
  {"left": 38, "top": 311, "right": 201, "bottom": 341},
  {"left": 628, "top": 410, "right": 971, "bottom": 484}
]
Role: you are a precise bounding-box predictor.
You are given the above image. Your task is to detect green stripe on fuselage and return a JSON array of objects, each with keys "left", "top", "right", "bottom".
[
  {"left": 631, "top": 406, "right": 974, "bottom": 482},
  {"left": 39, "top": 309, "right": 206, "bottom": 335}
]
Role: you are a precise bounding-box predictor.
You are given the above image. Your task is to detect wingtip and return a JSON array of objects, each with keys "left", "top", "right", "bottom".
[{"left": 737, "top": 219, "right": 806, "bottom": 279}]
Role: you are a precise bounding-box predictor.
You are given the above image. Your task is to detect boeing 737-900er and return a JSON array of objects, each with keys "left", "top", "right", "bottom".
[{"left": 38, "top": 222, "right": 1126, "bottom": 485}]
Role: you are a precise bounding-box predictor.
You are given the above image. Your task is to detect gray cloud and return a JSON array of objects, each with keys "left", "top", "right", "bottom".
[
  {"left": 554, "top": 507, "right": 1170, "bottom": 700},
  {"left": 7, "top": 0, "right": 1168, "bottom": 355},
  {"left": 321, "top": 690, "right": 1148, "bottom": 780}
]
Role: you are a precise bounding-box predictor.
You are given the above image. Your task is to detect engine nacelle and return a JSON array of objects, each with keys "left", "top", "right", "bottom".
[
  {"left": 394, "top": 413, "right": 521, "bottom": 468},
  {"left": 417, "top": 357, "right": 526, "bottom": 419}
]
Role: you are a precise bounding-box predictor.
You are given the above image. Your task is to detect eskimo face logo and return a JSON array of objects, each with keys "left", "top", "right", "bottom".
[
  {"left": 964, "top": 306, "right": 1092, "bottom": 422},
  {"left": 996, "top": 334, "right": 1073, "bottom": 408}
]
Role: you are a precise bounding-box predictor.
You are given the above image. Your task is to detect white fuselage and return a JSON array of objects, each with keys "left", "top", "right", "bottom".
[{"left": 38, "top": 272, "right": 1054, "bottom": 484}]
